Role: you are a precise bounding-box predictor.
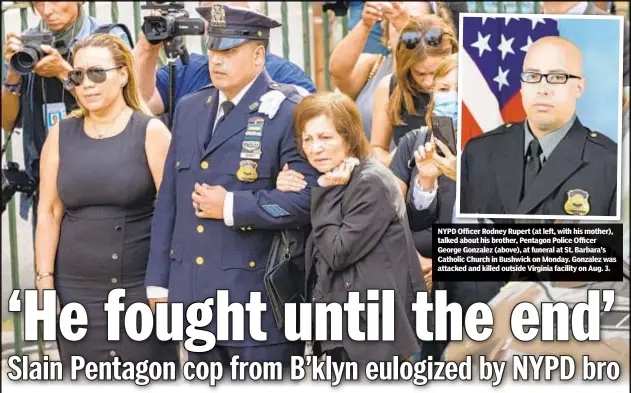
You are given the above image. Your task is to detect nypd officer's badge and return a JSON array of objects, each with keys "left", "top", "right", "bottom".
[
  {"left": 210, "top": 5, "right": 226, "bottom": 28},
  {"left": 564, "top": 189, "right": 590, "bottom": 215},
  {"left": 237, "top": 160, "right": 258, "bottom": 182}
]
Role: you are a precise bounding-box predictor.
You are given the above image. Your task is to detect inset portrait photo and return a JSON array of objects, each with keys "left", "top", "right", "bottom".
[{"left": 457, "top": 13, "right": 624, "bottom": 220}]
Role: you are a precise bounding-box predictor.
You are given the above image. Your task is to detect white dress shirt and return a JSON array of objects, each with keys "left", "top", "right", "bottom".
[
  {"left": 147, "top": 72, "right": 262, "bottom": 299},
  {"left": 411, "top": 177, "right": 458, "bottom": 223}
]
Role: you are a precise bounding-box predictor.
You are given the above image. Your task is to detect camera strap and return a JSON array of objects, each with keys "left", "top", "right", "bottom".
[
  {"left": 40, "top": 12, "right": 78, "bottom": 137},
  {"left": 0, "top": 128, "right": 19, "bottom": 160}
]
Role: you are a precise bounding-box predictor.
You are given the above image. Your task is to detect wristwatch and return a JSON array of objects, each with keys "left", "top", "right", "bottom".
[
  {"left": 62, "top": 77, "right": 75, "bottom": 92},
  {"left": 3, "top": 79, "right": 21, "bottom": 96}
]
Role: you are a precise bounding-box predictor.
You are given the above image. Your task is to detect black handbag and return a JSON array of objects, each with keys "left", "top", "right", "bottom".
[{"left": 264, "top": 229, "right": 308, "bottom": 329}]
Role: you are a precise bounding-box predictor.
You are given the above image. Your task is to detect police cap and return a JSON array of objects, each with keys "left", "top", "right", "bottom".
[{"left": 196, "top": 5, "right": 281, "bottom": 51}]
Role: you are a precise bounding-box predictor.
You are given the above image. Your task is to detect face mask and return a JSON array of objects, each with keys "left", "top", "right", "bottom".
[{"left": 433, "top": 91, "right": 459, "bottom": 130}]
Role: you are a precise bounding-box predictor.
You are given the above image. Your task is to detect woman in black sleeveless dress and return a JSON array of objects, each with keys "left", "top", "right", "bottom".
[
  {"left": 371, "top": 14, "right": 458, "bottom": 167},
  {"left": 35, "top": 33, "right": 176, "bottom": 365}
]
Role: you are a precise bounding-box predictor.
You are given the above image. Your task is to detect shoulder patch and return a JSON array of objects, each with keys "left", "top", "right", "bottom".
[
  {"left": 585, "top": 130, "right": 617, "bottom": 153},
  {"left": 269, "top": 82, "right": 305, "bottom": 105},
  {"left": 178, "top": 83, "right": 216, "bottom": 107},
  {"left": 192, "top": 83, "right": 214, "bottom": 94},
  {"left": 471, "top": 122, "right": 519, "bottom": 141}
]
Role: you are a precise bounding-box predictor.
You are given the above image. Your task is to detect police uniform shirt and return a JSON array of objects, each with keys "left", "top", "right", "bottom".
[
  {"left": 524, "top": 114, "right": 575, "bottom": 165},
  {"left": 460, "top": 115, "right": 617, "bottom": 217}
]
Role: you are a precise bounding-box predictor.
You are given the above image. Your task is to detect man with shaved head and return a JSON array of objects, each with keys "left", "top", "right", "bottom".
[{"left": 460, "top": 35, "right": 618, "bottom": 217}]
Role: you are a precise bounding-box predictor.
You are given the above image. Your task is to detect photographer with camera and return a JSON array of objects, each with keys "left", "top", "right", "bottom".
[
  {"left": 134, "top": 1, "right": 316, "bottom": 120},
  {"left": 2, "top": 1, "right": 131, "bottom": 222}
]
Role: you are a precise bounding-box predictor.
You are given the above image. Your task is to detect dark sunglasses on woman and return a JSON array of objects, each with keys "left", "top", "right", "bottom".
[
  {"left": 400, "top": 28, "right": 443, "bottom": 50},
  {"left": 68, "top": 66, "right": 122, "bottom": 86}
]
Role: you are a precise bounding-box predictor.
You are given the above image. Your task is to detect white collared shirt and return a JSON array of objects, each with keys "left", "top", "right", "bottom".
[
  {"left": 213, "top": 72, "right": 260, "bottom": 131},
  {"left": 147, "top": 72, "right": 262, "bottom": 299}
]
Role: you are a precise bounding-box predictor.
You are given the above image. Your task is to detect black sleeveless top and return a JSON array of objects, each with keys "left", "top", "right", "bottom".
[
  {"left": 57, "top": 111, "right": 156, "bottom": 211},
  {"left": 389, "top": 76, "right": 430, "bottom": 146}
]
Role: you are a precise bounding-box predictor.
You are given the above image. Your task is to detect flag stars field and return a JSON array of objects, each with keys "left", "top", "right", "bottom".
[{"left": 498, "top": 34, "right": 516, "bottom": 60}]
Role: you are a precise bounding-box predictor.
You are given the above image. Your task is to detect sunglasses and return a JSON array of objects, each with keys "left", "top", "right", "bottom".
[
  {"left": 400, "top": 28, "right": 444, "bottom": 50},
  {"left": 68, "top": 66, "right": 122, "bottom": 86}
]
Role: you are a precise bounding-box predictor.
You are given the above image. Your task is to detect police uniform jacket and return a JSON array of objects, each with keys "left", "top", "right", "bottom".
[
  {"left": 145, "top": 71, "right": 318, "bottom": 348},
  {"left": 460, "top": 118, "right": 617, "bottom": 217}
]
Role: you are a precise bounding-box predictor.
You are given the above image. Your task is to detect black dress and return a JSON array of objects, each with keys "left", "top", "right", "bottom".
[{"left": 54, "top": 111, "right": 176, "bottom": 364}]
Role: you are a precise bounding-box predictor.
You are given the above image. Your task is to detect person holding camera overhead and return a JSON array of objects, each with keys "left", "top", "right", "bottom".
[
  {"left": 2, "top": 1, "right": 131, "bottom": 226},
  {"left": 133, "top": 1, "right": 316, "bottom": 121},
  {"left": 35, "top": 33, "right": 177, "bottom": 367}
]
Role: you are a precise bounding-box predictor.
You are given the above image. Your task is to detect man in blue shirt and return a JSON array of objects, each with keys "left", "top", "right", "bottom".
[{"left": 134, "top": 2, "right": 316, "bottom": 117}]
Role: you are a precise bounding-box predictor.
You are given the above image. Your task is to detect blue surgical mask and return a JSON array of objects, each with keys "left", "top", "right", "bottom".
[{"left": 433, "top": 91, "right": 459, "bottom": 130}]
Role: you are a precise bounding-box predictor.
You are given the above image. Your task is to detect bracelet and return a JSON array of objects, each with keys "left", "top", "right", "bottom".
[
  {"left": 3, "top": 79, "right": 21, "bottom": 96},
  {"left": 36, "top": 272, "right": 54, "bottom": 281}
]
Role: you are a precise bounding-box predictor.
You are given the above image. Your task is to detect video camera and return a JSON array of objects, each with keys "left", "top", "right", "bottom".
[
  {"left": 141, "top": 1, "right": 205, "bottom": 45},
  {"left": 2, "top": 162, "right": 37, "bottom": 214},
  {"left": 10, "top": 32, "right": 70, "bottom": 75}
]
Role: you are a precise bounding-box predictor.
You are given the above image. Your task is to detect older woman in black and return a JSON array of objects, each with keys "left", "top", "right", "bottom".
[{"left": 276, "top": 92, "right": 426, "bottom": 364}]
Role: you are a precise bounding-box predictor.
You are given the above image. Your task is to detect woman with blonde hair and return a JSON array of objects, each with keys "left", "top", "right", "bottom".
[
  {"left": 390, "top": 53, "right": 458, "bottom": 261},
  {"left": 329, "top": 2, "right": 454, "bottom": 140},
  {"left": 35, "top": 33, "right": 176, "bottom": 365},
  {"left": 371, "top": 14, "right": 458, "bottom": 167}
]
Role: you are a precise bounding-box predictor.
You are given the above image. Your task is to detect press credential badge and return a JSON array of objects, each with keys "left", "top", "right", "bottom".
[{"left": 43, "top": 102, "right": 66, "bottom": 130}]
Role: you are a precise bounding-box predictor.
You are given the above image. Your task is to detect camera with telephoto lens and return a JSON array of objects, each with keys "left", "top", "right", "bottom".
[
  {"left": 2, "top": 162, "right": 37, "bottom": 214},
  {"left": 141, "top": 1, "right": 205, "bottom": 45},
  {"left": 10, "top": 32, "right": 69, "bottom": 75}
]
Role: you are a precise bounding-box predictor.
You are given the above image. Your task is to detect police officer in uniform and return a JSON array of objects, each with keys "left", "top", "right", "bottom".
[
  {"left": 145, "top": 5, "right": 318, "bottom": 365},
  {"left": 460, "top": 36, "right": 617, "bottom": 218}
]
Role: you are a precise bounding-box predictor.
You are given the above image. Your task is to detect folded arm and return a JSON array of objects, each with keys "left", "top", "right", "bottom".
[{"left": 231, "top": 120, "right": 318, "bottom": 230}]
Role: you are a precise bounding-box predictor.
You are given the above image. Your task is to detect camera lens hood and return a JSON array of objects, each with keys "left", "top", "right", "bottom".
[{"left": 11, "top": 44, "right": 43, "bottom": 75}]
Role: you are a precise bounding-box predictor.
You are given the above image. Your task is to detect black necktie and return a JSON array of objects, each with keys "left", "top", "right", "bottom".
[
  {"left": 216, "top": 101, "right": 235, "bottom": 129},
  {"left": 522, "top": 138, "right": 542, "bottom": 198},
  {"left": 205, "top": 100, "right": 234, "bottom": 149}
]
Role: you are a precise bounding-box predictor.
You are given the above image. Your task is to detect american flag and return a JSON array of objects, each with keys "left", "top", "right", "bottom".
[{"left": 460, "top": 15, "right": 559, "bottom": 149}]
